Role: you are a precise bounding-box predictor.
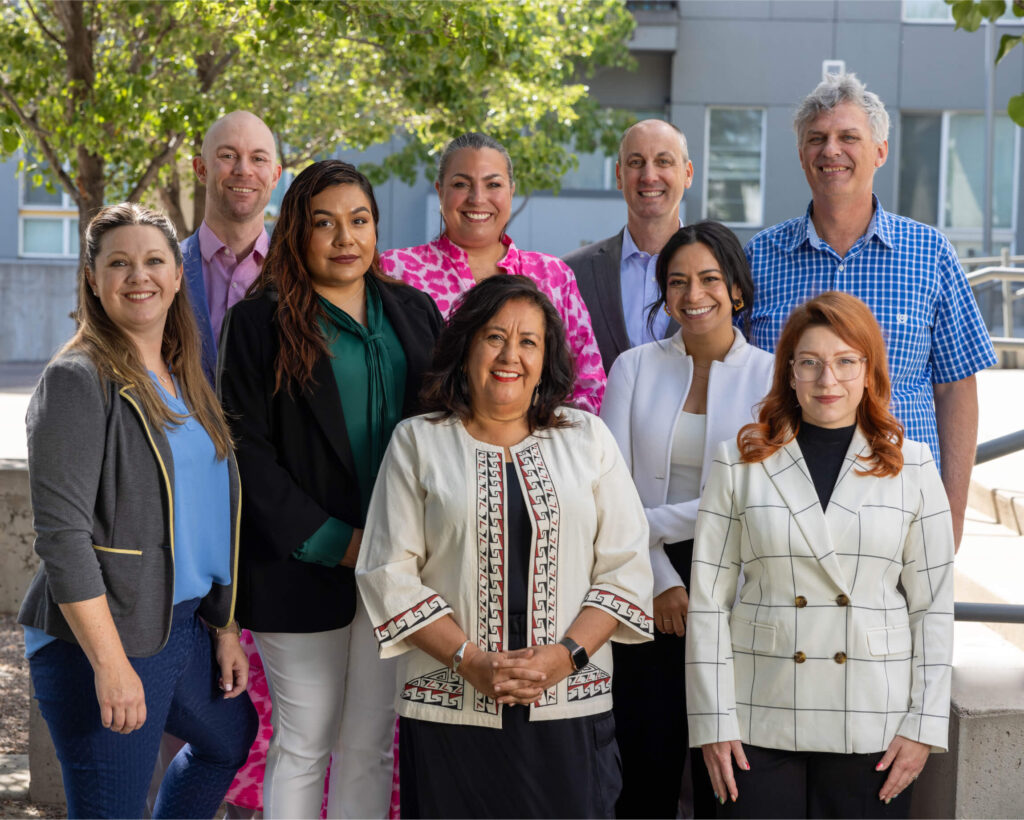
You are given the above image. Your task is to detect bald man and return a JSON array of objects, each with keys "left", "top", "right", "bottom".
[
  {"left": 183, "top": 110, "right": 282, "bottom": 382},
  {"left": 564, "top": 119, "right": 693, "bottom": 371}
]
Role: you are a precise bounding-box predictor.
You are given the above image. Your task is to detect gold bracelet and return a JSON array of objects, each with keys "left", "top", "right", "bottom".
[{"left": 209, "top": 620, "right": 241, "bottom": 637}]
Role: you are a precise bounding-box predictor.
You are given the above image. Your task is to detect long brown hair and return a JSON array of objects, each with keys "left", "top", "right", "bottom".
[
  {"left": 66, "top": 202, "right": 232, "bottom": 459},
  {"left": 250, "top": 159, "right": 392, "bottom": 395},
  {"left": 738, "top": 291, "right": 903, "bottom": 477}
]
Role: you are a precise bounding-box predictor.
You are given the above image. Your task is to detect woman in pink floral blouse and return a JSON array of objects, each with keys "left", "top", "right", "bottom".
[{"left": 380, "top": 132, "right": 606, "bottom": 413}]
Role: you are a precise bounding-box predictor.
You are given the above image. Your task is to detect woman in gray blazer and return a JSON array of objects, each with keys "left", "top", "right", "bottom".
[
  {"left": 686, "top": 292, "right": 954, "bottom": 819},
  {"left": 18, "top": 203, "right": 256, "bottom": 818},
  {"left": 600, "top": 221, "right": 773, "bottom": 818}
]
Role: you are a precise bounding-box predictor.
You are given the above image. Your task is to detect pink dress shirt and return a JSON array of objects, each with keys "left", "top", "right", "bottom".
[
  {"left": 197, "top": 221, "right": 269, "bottom": 341},
  {"left": 381, "top": 234, "right": 606, "bottom": 413}
]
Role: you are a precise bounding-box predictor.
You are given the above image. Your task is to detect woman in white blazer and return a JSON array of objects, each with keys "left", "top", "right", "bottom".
[
  {"left": 686, "top": 292, "right": 954, "bottom": 819},
  {"left": 601, "top": 221, "right": 774, "bottom": 818}
]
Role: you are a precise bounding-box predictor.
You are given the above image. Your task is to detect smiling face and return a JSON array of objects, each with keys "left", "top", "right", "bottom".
[
  {"left": 664, "top": 241, "right": 740, "bottom": 351},
  {"left": 616, "top": 120, "right": 693, "bottom": 224},
  {"left": 86, "top": 224, "right": 182, "bottom": 344},
  {"left": 465, "top": 298, "right": 545, "bottom": 422},
  {"left": 193, "top": 111, "right": 282, "bottom": 228},
  {"left": 304, "top": 183, "right": 377, "bottom": 304},
  {"left": 798, "top": 101, "right": 887, "bottom": 205},
  {"left": 791, "top": 325, "right": 867, "bottom": 429},
  {"left": 437, "top": 147, "right": 514, "bottom": 251}
]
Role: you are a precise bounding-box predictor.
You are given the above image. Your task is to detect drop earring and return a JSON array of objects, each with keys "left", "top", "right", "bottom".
[
  {"left": 663, "top": 304, "right": 672, "bottom": 316},
  {"left": 732, "top": 297, "right": 745, "bottom": 312}
]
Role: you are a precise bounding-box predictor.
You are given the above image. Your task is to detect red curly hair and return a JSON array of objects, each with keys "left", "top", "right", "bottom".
[{"left": 738, "top": 291, "right": 904, "bottom": 477}]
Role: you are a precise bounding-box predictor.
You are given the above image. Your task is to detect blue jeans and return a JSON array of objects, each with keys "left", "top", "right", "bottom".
[{"left": 30, "top": 598, "right": 257, "bottom": 819}]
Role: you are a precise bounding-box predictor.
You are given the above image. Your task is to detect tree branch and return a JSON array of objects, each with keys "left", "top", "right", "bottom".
[
  {"left": 23, "top": 0, "right": 63, "bottom": 47},
  {"left": 125, "top": 132, "right": 185, "bottom": 202},
  {"left": 0, "top": 84, "right": 79, "bottom": 205}
]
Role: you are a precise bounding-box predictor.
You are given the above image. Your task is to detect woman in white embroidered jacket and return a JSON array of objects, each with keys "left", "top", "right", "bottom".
[
  {"left": 600, "top": 221, "right": 773, "bottom": 819},
  {"left": 686, "top": 292, "right": 954, "bottom": 819},
  {"left": 356, "top": 274, "right": 654, "bottom": 819}
]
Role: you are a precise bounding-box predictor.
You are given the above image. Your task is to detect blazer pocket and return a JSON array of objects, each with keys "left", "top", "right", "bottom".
[
  {"left": 731, "top": 618, "right": 776, "bottom": 653},
  {"left": 92, "top": 544, "right": 143, "bottom": 616},
  {"left": 866, "top": 625, "right": 912, "bottom": 657}
]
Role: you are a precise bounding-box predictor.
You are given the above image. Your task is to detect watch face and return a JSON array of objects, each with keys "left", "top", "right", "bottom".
[{"left": 571, "top": 645, "right": 588, "bottom": 670}]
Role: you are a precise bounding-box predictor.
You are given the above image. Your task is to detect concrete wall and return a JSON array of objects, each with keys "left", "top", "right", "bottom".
[
  {"left": 0, "top": 260, "right": 76, "bottom": 362},
  {"left": 0, "top": 466, "right": 36, "bottom": 616}
]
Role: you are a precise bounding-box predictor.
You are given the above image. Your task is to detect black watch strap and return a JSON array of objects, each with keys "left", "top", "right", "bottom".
[{"left": 558, "top": 636, "right": 588, "bottom": 671}]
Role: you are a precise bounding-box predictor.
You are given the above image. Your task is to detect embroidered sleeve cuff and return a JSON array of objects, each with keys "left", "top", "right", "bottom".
[
  {"left": 373, "top": 593, "right": 453, "bottom": 655},
  {"left": 583, "top": 587, "right": 653, "bottom": 641}
]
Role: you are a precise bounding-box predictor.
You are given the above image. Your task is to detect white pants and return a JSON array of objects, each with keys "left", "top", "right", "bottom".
[{"left": 254, "top": 596, "right": 397, "bottom": 819}]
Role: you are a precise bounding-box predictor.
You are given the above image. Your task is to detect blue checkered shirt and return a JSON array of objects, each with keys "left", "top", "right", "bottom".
[{"left": 745, "top": 197, "right": 996, "bottom": 474}]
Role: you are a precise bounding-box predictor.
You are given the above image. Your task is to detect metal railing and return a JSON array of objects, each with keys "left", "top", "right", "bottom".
[{"left": 955, "top": 603, "right": 1024, "bottom": 624}]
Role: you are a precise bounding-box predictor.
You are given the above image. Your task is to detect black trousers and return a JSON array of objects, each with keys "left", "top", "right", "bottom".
[
  {"left": 716, "top": 745, "right": 915, "bottom": 819},
  {"left": 612, "top": 539, "right": 717, "bottom": 819}
]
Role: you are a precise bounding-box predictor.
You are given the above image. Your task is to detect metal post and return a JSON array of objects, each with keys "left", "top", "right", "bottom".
[{"left": 983, "top": 20, "right": 995, "bottom": 257}]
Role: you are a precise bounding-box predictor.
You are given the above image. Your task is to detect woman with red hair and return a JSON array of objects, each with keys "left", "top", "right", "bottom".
[{"left": 685, "top": 291, "right": 954, "bottom": 819}]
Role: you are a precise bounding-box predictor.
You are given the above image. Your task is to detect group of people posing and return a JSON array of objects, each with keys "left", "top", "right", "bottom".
[{"left": 19, "top": 71, "right": 991, "bottom": 819}]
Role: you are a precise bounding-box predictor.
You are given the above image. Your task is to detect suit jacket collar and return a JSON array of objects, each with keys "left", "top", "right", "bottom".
[
  {"left": 760, "top": 427, "right": 874, "bottom": 594},
  {"left": 592, "top": 230, "right": 631, "bottom": 359}
]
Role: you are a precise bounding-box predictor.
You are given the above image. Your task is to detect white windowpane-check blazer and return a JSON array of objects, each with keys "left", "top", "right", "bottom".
[{"left": 685, "top": 429, "right": 954, "bottom": 754}]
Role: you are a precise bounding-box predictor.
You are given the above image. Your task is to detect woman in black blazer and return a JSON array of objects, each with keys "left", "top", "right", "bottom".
[{"left": 218, "top": 160, "right": 442, "bottom": 818}]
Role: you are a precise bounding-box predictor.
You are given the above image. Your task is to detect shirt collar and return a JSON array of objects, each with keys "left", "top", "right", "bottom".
[
  {"left": 797, "top": 194, "right": 894, "bottom": 253},
  {"left": 621, "top": 219, "right": 685, "bottom": 264},
  {"left": 436, "top": 232, "right": 516, "bottom": 274},
  {"left": 196, "top": 221, "right": 270, "bottom": 264}
]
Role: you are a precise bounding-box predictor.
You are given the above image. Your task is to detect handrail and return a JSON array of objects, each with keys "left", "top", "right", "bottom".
[
  {"left": 954, "top": 602, "right": 1024, "bottom": 624},
  {"left": 975, "top": 428, "right": 1024, "bottom": 464},
  {"left": 965, "top": 267, "right": 1024, "bottom": 286}
]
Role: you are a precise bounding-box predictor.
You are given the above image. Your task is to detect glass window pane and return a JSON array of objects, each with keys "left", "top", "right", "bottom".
[
  {"left": 69, "top": 219, "right": 79, "bottom": 257},
  {"left": 22, "top": 218, "right": 65, "bottom": 254},
  {"left": 706, "top": 108, "right": 763, "bottom": 225},
  {"left": 22, "top": 174, "right": 63, "bottom": 206},
  {"left": 898, "top": 114, "right": 941, "bottom": 226},
  {"left": 903, "top": 1, "right": 952, "bottom": 21},
  {"left": 562, "top": 149, "right": 614, "bottom": 190},
  {"left": 944, "top": 113, "right": 1015, "bottom": 230}
]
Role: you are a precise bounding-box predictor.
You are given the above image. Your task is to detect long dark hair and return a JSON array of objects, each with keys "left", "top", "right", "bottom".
[
  {"left": 67, "top": 202, "right": 232, "bottom": 459},
  {"left": 251, "top": 159, "right": 392, "bottom": 394},
  {"left": 420, "top": 275, "right": 575, "bottom": 431},
  {"left": 646, "top": 220, "right": 755, "bottom": 335}
]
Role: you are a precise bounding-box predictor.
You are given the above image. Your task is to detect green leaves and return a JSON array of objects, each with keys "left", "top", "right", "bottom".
[
  {"left": 0, "top": 0, "right": 634, "bottom": 233},
  {"left": 996, "top": 32, "right": 1023, "bottom": 63},
  {"left": 1008, "top": 93, "right": 1024, "bottom": 126},
  {"left": 947, "top": 1, "right": 1024, "bottom": 128}
]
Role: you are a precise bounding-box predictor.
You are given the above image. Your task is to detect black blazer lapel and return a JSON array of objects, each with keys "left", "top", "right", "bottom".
[
  {"left": 303, "top": 355, "right": 356, "bottom": 479},
  {"left": 378, "top": 278, "right": 443, "bottom": 416}
]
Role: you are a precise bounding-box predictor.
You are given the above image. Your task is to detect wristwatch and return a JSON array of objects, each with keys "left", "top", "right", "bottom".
[{"left": 558, "top": 636, "right": 588, "bottom": 671}]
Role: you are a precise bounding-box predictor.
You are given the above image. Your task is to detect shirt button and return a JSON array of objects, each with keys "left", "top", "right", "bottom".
[
  {"left": 838, "top": 263, "right": 845, "bottom": 272},
  {"left": 795, "top": 596, "right": 807, "bottom": 608},
  {"left": 794, "top": 651, "right": 807, "bottom": 663},
  {"left": 836, "top": 593, "right": 850, "bottom": 606},
  {"left": 834, "top": 651, "right": 847, "bottom": 664}
]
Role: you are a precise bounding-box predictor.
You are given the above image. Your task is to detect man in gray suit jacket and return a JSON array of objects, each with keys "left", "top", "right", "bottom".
[{"left": 563, "top": 119, "right": 692, "bottom": 371}]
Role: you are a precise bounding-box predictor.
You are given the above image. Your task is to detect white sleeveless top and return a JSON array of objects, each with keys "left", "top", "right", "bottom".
[{"left": 668, "top": 410, "right": 705, "bottom": 505}]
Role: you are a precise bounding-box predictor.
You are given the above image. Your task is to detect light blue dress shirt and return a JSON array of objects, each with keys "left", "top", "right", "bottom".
[{"left": 620, "top": 227, "right": 672, "bottom": 348}]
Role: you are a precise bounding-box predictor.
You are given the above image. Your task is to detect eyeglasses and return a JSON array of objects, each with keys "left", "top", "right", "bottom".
[{"left": 790, "top": 356, "right": 867, "bottom": 382}]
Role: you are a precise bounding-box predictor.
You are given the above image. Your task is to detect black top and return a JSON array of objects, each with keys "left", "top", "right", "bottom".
[
  {"left": 505, "top": 463, "right": 531, "bottom": 652},
  {"left": 797, "top": 421, "right": 856, "bottom": 510}
]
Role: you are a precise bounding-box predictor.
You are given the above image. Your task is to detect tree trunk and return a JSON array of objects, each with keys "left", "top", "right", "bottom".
[
  {"left": 157, "top": 165, "right": 189, "bottom": 239},
  {"left": 54, "top": 0, "right": 104, "bottom": 270}
]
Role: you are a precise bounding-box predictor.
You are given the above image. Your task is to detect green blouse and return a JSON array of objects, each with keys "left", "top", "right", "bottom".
[{"left": 293, "top": 276, "right": 407, "bottom": 566}]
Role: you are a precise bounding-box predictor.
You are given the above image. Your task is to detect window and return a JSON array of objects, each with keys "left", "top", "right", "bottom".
[
  {"left": 19, "top": 163, "right": 78, "bottom": 258},
  {"left": 898, "top": 111, "right": 1020, "bottom": 256},
  {"left": 903, "top": 0, "right": 1018, "bottom": 23},
  {"left": 703, "top": 107, "right": 765, "bottom": 227}
]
